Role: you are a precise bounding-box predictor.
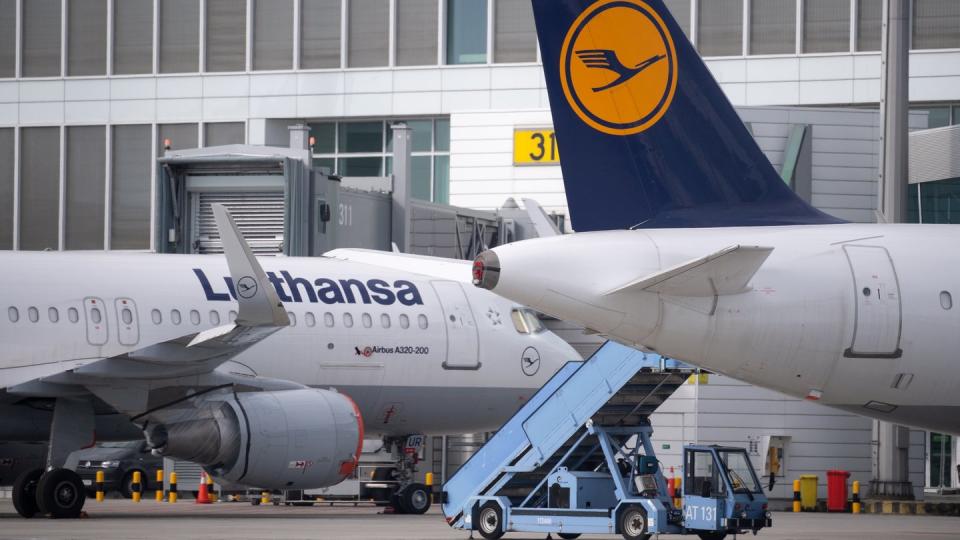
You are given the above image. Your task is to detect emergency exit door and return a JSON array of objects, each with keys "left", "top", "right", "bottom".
[
  {"left": 432, "top": 281, "right": 480, "bottom": 370},
  {"left": 843, "top": 245, "right": 902, "bottom": 358}
]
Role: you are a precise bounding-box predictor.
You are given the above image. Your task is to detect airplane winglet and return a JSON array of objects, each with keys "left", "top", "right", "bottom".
[
  {"left": 604, "top": 245, "right": 774, "bottom": 298},
  {"left": 212, "top": 204, "right": 290, "bottom": 328}
]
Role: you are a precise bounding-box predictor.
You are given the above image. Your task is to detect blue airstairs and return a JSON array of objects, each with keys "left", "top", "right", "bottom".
[{"left": 441, "top": 341, "right": 694, "bottom": 530}]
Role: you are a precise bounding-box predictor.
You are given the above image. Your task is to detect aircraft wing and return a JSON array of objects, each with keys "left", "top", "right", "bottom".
[
  {"left": 4, "top": 205, "right": 290, "bottom": 395},
  {"left": 324, "top": 248, "right": 473, "bottom": 283},
  {"left": 604, "top": 245, "right": 774, "bottom": 297}
]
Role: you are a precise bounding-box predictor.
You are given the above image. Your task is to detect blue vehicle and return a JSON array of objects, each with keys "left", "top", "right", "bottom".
[{"left": 441, "top": 342, "right": 771, "bottom": 540}]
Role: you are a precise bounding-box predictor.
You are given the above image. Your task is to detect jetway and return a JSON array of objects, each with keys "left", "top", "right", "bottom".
[{"left": 155, "top": 124, "right": 560, "bottom": 259}]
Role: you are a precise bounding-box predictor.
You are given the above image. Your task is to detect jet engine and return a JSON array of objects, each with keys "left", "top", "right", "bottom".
[{"left": 145, "top": 388, "right": 363, "bottom": 489}]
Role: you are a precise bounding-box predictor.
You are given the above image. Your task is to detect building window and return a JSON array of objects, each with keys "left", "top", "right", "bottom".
[
  {"left": 447, "top": 0, "right": 488, "bottom": 64},
  {"left": 206, "top": 0, "right": 247, "bottom": 72},
  {"left": 253, "top": 0, "right": 293, "bottom": 70},
  {"left": 159, "top": 123, "right": 199, "bottom": 155},
  {"left": 0, "top": 128, "right": 14, "bottom": 249},
  {"left": 22, "top": 0, "right": 62, "bottom": 77},
  {"left": 0, "top": 0, "right": 14, "bottom": 78},
  {"left": 494, "top": 0, "right": 537, "bottom": 63},
  {"left": 663, "top": 0, "right": 691, "bottom": 38},
  {"left": 68, "top": 0, "right": 107, "bottom": 76},
  {"left": 856, "top": 0, "right": 882, "bottom": 52},
  {"left": 803, "top": 0, "right": 850, "bottom": 53},
  {"left": 160, "top": 0, "right": 200, "bottom": 73},
  {"left": 750, "top": 0, "right": 795, "bottom": 55},
  {"left": 348, "top": 0, "right": 389, "bottom": 67},
  {"left": 911, "top": 105, "right": 952, "bottom": 129},
  {"left": 301, "top": 0, "right": 341, "bottom": 69},
  {"left": 19, "top": 127, "right": 60, "bottom": 251},
  {"left": 65, "top": 126, "right": 106, "bottom": 250},
  {"left": 698, "top": 0, "right": 743, "bottom": 57},
  {"left": 311, "top": 119, "right": 451, "bottom": 203},
  {"left": 111, "top": 125, "right": 152, "bottom": 249},
  {"left": 913, "top": 0, "right": 960, "bottom": 50},
  {"left": 204, "top": 123, "right": 246, "bottom": 146},
  {"left": 396, "top": 0, "right": 439, "bottom": 66},
  {"left": 114, "top": 0, "right": 153, "bottom": 75}
]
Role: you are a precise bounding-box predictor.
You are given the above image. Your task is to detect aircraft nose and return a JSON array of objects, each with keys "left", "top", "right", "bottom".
[{"left": 540, "top": 330, "right": 583, "bottom": 372}]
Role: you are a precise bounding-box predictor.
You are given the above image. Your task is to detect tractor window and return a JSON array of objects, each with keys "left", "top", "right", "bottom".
[
  {"left": 685, "top": 450, "right": 725, "bottom": 498},
  {"left": 718, "top": 449, "right": 763, "bottom": 494}
]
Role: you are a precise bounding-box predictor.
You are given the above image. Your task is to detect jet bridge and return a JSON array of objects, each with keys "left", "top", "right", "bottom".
[{"left": 441, "top": 342, "right": 771, "bottom": 539}]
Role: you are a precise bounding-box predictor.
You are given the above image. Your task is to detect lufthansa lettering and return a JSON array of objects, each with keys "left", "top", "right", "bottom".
[{"left": 193, "top": 269, "right": 424, "bottom": 306}]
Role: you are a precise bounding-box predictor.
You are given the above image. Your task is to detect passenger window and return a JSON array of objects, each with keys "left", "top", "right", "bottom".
[
  {"left": 288, "top": 312, "right": 297, "bottom": 326},
  {"left": 399, "top": 313, "right": 409, "bottom": 329},
  {"left": 417, "top": 314, "right": 428, "bottom": 329},
  {"left": 362, "top": 313, "right": 372, "bottom": 328},
  {"left": 941, "top": 291, "right": 953, "bottom": 310},
  {"left": 305, "top": 312, "right": 316, "bottom": 327},
  {"left": 229, "top": 310, "right": 237, "bottom": 322},
  {"left": 68, "top": 307, "right": 79, "bottom": 323},
  {"left": 28, "top": 307, "right": 39, "bottom": 323},
  {"left": 343, "top": 313, "right": 354, "bottom": 328},
  {"left": 209, "top": 311, "right": 220, "bottom": 325},
  {"left": 48, "top": 307, "right": 59, "bottom": 323},
  {"left": 8, "top": 307, "right": 19, "bottom": 323},
  {"left": 190, "top": 310, "right": 200, "bottom": 325},
  {"left": 380, "top": 314, "right": 391, "bottom": 328},
  {"left": 151, "top": 309, "right": 162, "bottom": 324},
  {"left": 324, "top": 312, "right": 335, "bottom": 327},
  {"left": 121, "top": 308, "right": 133, "bottom": 325},
  {"left": 88, "top": 307, "right": 99, "bottom": 324},
  {"left": 171, "top": 309, "right": 182, "bottom": 325}
]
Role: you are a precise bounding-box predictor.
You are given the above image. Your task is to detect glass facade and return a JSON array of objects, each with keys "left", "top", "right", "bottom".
[
  {"left": 348, "top": 0, "right": 389, "bottom": 68},
  {"left": 856, "top": 0, "right": 882, "bottom": 52},
  {"left": 750, "top": 0, "right": 795, "bottom": 55},
  {"left": 68, "top": 0, "right": 107, "bottom": 76},
  {"left": 310, "top": 118, "right": 451, "bottom": 203},
  {"left": 65, "top": 126, "right": 106, "bottom": 250},
  {"left": 253, "top": 0, "right": 294, "bottom": 71},
  {"left": 447, "top": 0, "right": 488, "bottom": 64},
  {"left": 494, "top": 0, "right": 537, "bottom": 63},
  {"left": 908, "top": 178, "right": 960, "bottom": 224},
  {"left": 699, "top": 0, "right": 743, "bottom": 57},
  {"left": 804, "top": 0, "right": 850, "bottom": 53},
  {"left": 913, "top": 0, "right": 960, "bottom": 50},
  {"left": 663, "top": 0, "right": 691, "bottom": 37},
  {"left": 113, "top": 0, "right": 153, "bottom": 75},
  {"left": 397, "top": 0, "right": 439, "bottom": 66}
]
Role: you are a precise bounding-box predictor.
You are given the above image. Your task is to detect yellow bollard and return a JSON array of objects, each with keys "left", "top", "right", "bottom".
[
  {"left": 169, "top": 472, "right": 178, "bottom": 503},
  {"left": 260, "top": 491, "right": 270, "bottom": 505},
  {"left": 155, "top": 470, "right": 164, "bottom": 501},
  {"left": 792, "top": 479, "right": 802, "bottom": 512},
  {"left": 206, "top": 473, "right": 217, "bottom": 503},
  {"left": 132, "top": 471, "right": 142, "bottom": 502},
  {"left": 425, "top": 472, "right": 434, "bottom": 487},
  {"left": 852, "top": 480, "right": 861, "bottom": 514},
  {"left": 95, "top": 470, "right": 105, "bottom": 502},
  {"left": 673, "top": 476, "right": 682, "bottom": 509}
]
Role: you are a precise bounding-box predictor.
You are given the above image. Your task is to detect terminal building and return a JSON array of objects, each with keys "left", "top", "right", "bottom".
[{"left": 0, "top": 0, "right": 959, "bottom": 499}]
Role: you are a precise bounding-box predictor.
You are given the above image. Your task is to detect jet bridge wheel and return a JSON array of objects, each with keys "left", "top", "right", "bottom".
[
  {"left": 477, "top": 501, "right": 505, "bottom": 540},
  {"left": 12, "top": 468, "right": 43, "bottom": 518},
  {"left": 36, "top": 468, "right": 86, "bottom": 519},
  {"left": 618, "top": 505, "right": 651, "bottom": 540}
]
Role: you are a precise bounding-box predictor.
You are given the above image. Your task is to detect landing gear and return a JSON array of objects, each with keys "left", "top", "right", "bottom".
[
  {"left": 395, "top": 482, "right": 431, "bottom": 514},
  {"left": 12, "top": 468, "right": 43, "bottom": 518},
  {"left": 378, "top": 435, "right": 432, "bottom": 514},
  {"left": 12, "top": 468, "right": 86, "bottom": 519}
]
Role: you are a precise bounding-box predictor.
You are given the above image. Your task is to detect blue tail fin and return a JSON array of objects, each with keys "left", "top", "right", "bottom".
[{"left": 531, "top": 0, "right": 843, "bottom": 230}]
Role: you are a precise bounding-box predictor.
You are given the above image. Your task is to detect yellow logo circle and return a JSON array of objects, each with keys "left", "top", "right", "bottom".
[{"left": 560, "top": 0, "right": 678, "bottom": 136}]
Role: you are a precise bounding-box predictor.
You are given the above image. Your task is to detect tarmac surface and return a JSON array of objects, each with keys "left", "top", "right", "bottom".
[{"left": 1, "top": 500, "right": 959, "bottom": 540}]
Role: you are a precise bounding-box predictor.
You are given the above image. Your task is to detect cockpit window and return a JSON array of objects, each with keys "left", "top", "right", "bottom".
[{"left": 511, "top": 308, "right": 545, "bottom": 334}]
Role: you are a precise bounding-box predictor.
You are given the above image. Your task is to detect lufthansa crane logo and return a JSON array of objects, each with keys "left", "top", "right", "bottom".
[{"left": 560, "top": 0, "right": 678, "bottom": 136}]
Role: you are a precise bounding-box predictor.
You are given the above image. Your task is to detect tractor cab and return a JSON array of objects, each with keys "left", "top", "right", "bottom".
[{"left": 683, "top": 445, "right": 771, "bottom": 536}]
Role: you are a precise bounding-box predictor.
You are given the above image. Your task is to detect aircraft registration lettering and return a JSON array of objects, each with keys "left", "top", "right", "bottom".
[{"left": 193, "top": 269, "right": 424, "bottom": 306}]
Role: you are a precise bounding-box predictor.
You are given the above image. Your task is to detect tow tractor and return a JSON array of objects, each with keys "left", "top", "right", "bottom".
[{"left": 441, "top": 341, "right": 772, "bottom": 540}]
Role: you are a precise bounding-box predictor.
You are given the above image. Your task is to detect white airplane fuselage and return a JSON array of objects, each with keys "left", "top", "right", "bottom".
[
  {"left": 0, "top": 251, "right": 577, "bottom": 438},
  {"left": 485, "top": 223, "right": 960, "bottom": 434}
]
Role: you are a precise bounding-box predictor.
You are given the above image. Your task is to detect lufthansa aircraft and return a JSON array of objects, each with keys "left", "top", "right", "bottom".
[
  {"left": 471, "top": 0, "right": 959, "bottom": 435},
  {"left": 0, "top": 205, "right": 576, "bottom": 518}
]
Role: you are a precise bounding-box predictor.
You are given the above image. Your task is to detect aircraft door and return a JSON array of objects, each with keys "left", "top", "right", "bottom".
[
  {"left": 843, "top": 245, "right": 902, "bottom": 358},
  {"left": 83, "top": 297, "right": 109, "bottom": 346},
  {"left": 114, "top": 298, "right": 140, "bottom": 346},
  {"left": 431, "top": 281, "right": 480, "bottom": 370}
]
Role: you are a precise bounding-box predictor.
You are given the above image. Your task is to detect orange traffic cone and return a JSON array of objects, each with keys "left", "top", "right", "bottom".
[{"left": 196, "top": 472, "right": 212, "bottom": 504}]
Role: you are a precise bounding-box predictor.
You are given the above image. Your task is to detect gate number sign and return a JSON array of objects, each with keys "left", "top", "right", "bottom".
[{"left": 513, "top": 128, "right": 560, "bottom": 165}]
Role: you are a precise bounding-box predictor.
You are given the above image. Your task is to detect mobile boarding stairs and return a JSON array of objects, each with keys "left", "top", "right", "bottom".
[{"left": 441, "top": 341, "right": 772, "bottom": 540}]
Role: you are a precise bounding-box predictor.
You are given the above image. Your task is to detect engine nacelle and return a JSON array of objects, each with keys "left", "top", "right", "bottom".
[{"left": 146, "top": 388, "right": 362, "bottom": 489}]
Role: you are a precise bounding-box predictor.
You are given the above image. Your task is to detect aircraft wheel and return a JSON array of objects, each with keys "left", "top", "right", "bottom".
[
  {"left": 36, "top": 468, "right": 86, "bottom": 519},
  {"left": 12, "top": 468, "right": 43, "bottom": 518},
  {"left": 398, "top": 483, "right": 431, "bottom": 515},
  {"left": 619, "top": 505, "right": 651, "bottom": 540},
  {"left": 477, "top": 501, "right": 505, "bottom": 540}
]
